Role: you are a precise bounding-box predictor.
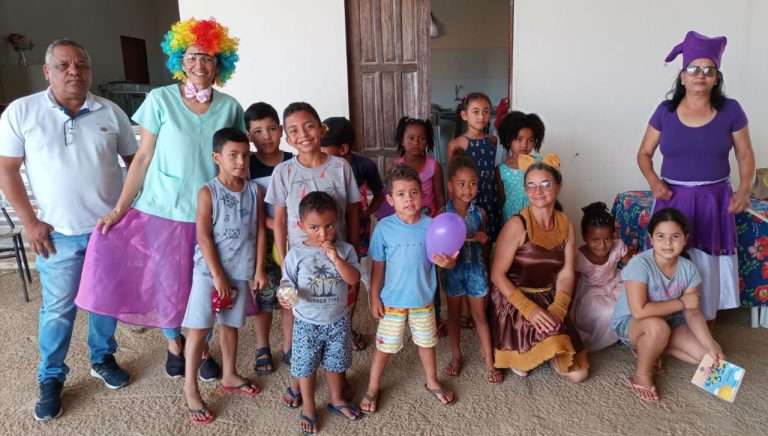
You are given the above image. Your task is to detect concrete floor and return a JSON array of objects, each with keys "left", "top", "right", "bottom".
[{"left": 0, "top": 269, "right": 766, "bottom": 435}]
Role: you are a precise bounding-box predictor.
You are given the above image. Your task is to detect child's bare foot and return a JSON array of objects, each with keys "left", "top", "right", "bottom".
[
  {"left": 299, "top": 413, "right": 318, "bottom": 434},
  {"left": 282, "top": 385, "right": 302, "bottom": 408},
  {"left": 424, "top": 383, "right": 455, "bottom": 405},
  {"left": 486, "top": 367, "right": 504, "bottom": 384},
  {"left": 359, "top": 391, "right": 378, "bottom": 413},
  {"left": 443, "top": 356, "right": 463, "bottom": 377},
  {"left": 627, "top": 373, "right": 659, "bottom": 403},
  {"left": 221, "top": 375, "right": 261, "bottom": 396}
]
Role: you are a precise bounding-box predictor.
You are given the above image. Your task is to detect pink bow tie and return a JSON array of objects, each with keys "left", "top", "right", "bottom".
[{"left": 184, "top": 82, "right": 212, "bottom": 103}]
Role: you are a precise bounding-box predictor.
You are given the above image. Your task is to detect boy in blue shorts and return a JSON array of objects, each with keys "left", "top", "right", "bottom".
[
  {"left": 277, "top": 191, "right": 363, "bottom": 434},
  {"left": 360, "top": 165, "right": 459, "bottom": 414}
]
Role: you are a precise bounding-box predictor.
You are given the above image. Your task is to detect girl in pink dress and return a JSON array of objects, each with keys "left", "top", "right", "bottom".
[
  {"left": 392, "top": 116, "right": 445, "bottom": 218},
  {"left": 570, "top": 202, "right": 634, "bottom": 351}
]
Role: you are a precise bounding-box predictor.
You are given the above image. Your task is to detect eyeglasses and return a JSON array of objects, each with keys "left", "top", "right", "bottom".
[
  {"left": 684, "top": 66, "right": 717, "bottom": 77},
  {"left": 524, "top": 180, "right": 555, "bottom": 193},
  {"left": 513, "top": 136, "right": 538, "bottom": 146},
  {"left": 182, "top": 53, "right": 217, "bottom": 66}
]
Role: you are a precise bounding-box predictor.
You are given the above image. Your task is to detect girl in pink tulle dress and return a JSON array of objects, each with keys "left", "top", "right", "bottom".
[{"left": 571, "top": 202, "right": 634, "bottom": 351}]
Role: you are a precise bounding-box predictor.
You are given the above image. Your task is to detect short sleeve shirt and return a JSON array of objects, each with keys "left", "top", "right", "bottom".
[
  {"left": 281, "top": 241, "right": 360, "bottom": 325},
  {"left": 368, "top": 214, "right": 436, "bottom": 308},
  {"left": 349, "top": 152, "right": 383, "bottom": 194},
  {"left": 264, "top": 154, "right": 361, "bottom": 245},
  {"left": 649, "top": 98, "right": 748, "bottom": 181},
  {"left": 0, "top": 88, "right": 138, "bottom": 235},
  {"left": 248, "top": 151, "right": 292, "bottom": 218},
  {"left": 131, "top": 84, "right": 246, "bottom": 222},
  {"left": 610, "top": 249, "right": 702, "bottom": 327}
]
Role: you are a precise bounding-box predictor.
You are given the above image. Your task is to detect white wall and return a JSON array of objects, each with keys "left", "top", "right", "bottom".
[
  {"left": 430, "top": 0, "right": 509, "bottom": 108},
  {"left": 178, "top": 0, "right": 350, "bottom": 138},
  {"left": 513, "top": 0, "right": 767, "bottom": 224},
  {"left": 0, "top": 0, "right": 179, "bottom": 98}
]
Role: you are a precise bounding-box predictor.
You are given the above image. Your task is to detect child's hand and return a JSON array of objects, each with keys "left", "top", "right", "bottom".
[
  {"left": 213, "top": 275, "right": 234, "bottom": 300},
  {"left": 680, "top": 292, "right": 700, "bottom": 311},
  {"left": 251, "top": 271, "right": 269, "bottom": 293},
  {"left": 370, "top": 296, "right": 385, "bottom": 320},
  {"left": 431, "top": 251, "right": 460, "bottom": 269},
  {"left": 529, "top": 308, "right": 560, "bottom": 335},
  {"left": 276, "top": 292, "right": 292, "bottom": 310},
  {"left": 621, "top": 245, "right": 637, "bottom": 264},
  {"left": 321, "top": 241, "right": 340, "bottom": 263},
  {"left": 472, "top": 230, "right": 489, "bottom": 245},
  {"left": 706, "top": 340, "right": 724, "bottom": 363}
]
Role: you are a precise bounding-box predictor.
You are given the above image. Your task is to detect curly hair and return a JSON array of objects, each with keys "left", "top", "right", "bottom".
[{"left": 161, "top": 18, "right": 239, "bottom": 86}]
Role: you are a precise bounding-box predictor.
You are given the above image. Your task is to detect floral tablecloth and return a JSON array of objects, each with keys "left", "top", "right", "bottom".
[{"left": 611, "top": 191, "right": 768, "bottom": 307}]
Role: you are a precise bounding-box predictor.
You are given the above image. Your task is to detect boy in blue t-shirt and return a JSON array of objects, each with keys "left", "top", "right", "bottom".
[
  {"left": 244, "top": 102, "right": 293, "bottom": 374},
  {"left": 359, "top": 165, "right": 459, "bottom": 414},
  {"left": 277, "top": 191, "right": 362, "bottom": 434}
]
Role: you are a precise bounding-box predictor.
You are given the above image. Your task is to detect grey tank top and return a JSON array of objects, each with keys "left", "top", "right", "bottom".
[{"left": 192, "top": 178, "right": 260, "bottom": 280}]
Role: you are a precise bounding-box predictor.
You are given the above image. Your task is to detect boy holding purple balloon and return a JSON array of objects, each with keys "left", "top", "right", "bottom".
[{"left": 359, "top": 165, "right": 459, "bottom": 413}]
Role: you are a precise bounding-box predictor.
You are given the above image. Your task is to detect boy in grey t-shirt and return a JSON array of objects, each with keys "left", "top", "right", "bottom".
[{"left": 277, "top": 192, "right": 362, "bottom": 433}]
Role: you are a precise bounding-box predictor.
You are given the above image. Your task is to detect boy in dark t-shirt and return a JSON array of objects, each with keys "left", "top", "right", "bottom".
[{"left": 321, "top": 116, "right": 384, "bottom": 351}]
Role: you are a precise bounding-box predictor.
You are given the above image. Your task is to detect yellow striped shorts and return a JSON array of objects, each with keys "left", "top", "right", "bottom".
[{"left": 375, "top": 304, "right": 437, "bottom": 353}]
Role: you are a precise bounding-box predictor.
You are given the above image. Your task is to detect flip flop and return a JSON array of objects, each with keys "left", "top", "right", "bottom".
[
  {"left": 423, "top": 384, "right": 456, "bottom": 406},
  {"left": 630, "top": 348, "right": 666, "bottom": 375},
  {"left": 299, "top": 413, "right": 318, "bottom": 435},
  {"left": 443, "top": 360, "right": 463, "bottom": 377},
  {"left": 282, "top": 348, "right": 292, "bottom": 365},
  {"left": 627, "top": 377, "right": 659, "bottom": 403},
  {"left": 253, "top": 347, "right": 274, "bottom": 374},
  {"left": 283, "top": 386, "right": 302, "bottom": 409},
  {"left": 221, "top": 379, "right": 262, "bottom": 397},
  {"left": 326, "top": 403, "right": 364, "bottom": 421},
  {"left": 351, "top": 330, "right": 367, "bottom": 352},
  {"left": 360, "top": 392, "right": 378, "bottom": 413},
  {"left": 487, "top": 368, "right": 504, "bottom": 384},
  {"left": 188, "top": 402, "right": 215, "bottom": 426}
]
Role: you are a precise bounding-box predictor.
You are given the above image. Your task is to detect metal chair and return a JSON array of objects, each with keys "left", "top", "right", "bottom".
[{"left": 0, "top": 207, "right": 33, "bottom": 302}]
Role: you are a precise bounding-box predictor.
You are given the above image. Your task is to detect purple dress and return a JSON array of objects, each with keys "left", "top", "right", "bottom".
[{"left": 648, "top": 98, "right": 748, "bottom": 319}]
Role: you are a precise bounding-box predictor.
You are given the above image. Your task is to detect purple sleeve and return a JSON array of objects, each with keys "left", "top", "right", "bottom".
[
  {"left": 727, "top": 99, "right": 748, "bottom": 132},
  {"left": 648, "top": 101, "right": 668, "bottom": 131}
]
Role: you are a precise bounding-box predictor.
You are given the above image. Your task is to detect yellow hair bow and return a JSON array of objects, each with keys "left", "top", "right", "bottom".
[{"left": 518, "top": 153, "right": 561, "bottom": 172}]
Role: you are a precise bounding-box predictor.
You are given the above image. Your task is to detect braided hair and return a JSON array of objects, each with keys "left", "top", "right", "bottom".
[{"left": 580, "top": 202, "right": 613, "bottom": 235}]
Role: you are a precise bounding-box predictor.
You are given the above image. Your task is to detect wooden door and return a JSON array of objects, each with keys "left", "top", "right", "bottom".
[
  {"left": 120, "top": 36, "right": 150, "bottom": 84},
  {"left": 346, "top": 0, "right": 430, "bottom": 175}
]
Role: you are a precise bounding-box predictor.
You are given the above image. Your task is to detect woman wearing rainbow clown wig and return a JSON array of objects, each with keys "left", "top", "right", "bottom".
[{"left": 76, "top": 18, "right": 247, "bottom": 380}]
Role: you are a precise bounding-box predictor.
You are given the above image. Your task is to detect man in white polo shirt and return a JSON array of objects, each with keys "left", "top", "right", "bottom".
[{"left": 0, "top": 39, "right": 138, "bottom": 421}]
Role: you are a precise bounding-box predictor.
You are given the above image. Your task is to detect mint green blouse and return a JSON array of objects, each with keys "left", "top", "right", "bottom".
[{"left": 131, "top": 84, "right": 245, "bottom": 222}]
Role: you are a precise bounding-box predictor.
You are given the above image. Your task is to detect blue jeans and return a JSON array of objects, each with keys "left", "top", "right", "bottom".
[{"left": 37, "top": 232, "right": 118, "bottom": 382}]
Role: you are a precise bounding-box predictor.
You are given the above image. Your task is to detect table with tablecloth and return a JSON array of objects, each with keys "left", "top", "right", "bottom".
[{"left": 611, "top": 191, "right": 768, "bottom": 326}]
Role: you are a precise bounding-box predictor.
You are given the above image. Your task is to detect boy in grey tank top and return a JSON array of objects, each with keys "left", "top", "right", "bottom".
[{"left": 181, "top": 128, "right": 268, "bottom": 425}]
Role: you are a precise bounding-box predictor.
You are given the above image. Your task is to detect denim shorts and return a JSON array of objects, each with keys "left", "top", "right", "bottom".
[
  {"left": 438, "top": 261, "right": 488, "bottom": 298},
  {"left": 291, "top": 312, "right": 351, "bottom": 377},
  {"left": 612, "top": 313, "right": 687, "bottom": 348}
]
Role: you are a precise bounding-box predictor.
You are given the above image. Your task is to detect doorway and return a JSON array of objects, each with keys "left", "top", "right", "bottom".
[
  {"left": 120, "top": 36, "right": 150, "bottom": 84},
  {"left": 429, "top": 0, "right": 511, "bottom": 166}
]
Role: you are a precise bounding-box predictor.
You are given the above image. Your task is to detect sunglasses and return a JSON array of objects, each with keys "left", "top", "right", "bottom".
[{"left": 684, "top": 66, "right": 717, "bottom": 77}]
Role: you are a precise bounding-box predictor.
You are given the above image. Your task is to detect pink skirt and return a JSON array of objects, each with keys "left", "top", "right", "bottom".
[{"left": 75, "top": 209, "right": 257, "bottom": 328}]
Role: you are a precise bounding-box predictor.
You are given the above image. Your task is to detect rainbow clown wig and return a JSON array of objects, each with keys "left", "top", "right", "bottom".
[{"left": 161, "top": 18, "right": 239, "bottom": 86}]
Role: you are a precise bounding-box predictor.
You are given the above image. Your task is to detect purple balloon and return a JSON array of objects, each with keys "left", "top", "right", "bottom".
[{"left": 426, "top": 212, "right": 466, "bottom": 260}]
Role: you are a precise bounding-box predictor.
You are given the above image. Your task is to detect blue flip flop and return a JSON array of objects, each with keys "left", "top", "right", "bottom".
[
  {"left": 299, "top": 413, "right": 318, "bottom": 435},
  {"left": 284, "top": 386, "right": 302, "bottom": 409},
  {"left": 326, "top": 402, "right": 364, "bottom": 421},
  {"left": 282, "top": 348, "right": 292, "bottom": 365}
]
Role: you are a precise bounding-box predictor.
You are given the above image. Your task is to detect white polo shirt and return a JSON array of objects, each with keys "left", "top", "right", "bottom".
[{"left": 0, "top": 88, "right": 138, "bottom": 235}]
